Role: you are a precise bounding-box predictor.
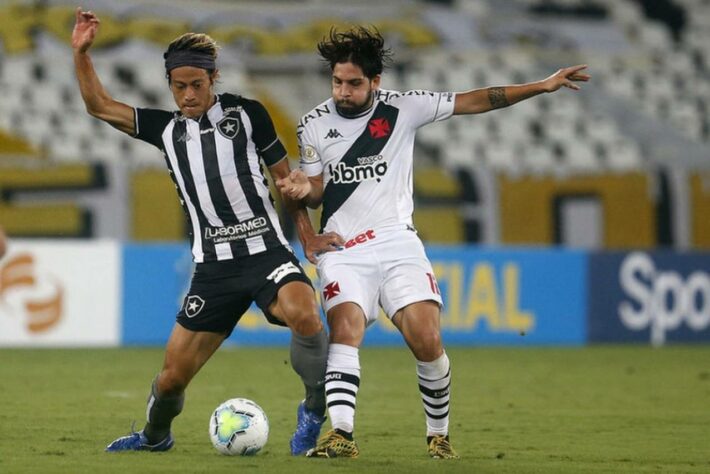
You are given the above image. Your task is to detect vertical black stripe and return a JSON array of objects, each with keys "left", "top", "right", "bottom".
[
  {"left": 199, "top": 114, "right": 248, "bottom": 257},
  {"left": 231, "top": 123, "right": 282, "bottom": 251},
  {"left": 320, "top": 102, "right": 399, "bottom": 232},
  {"left": 227, "top": 98, "right": 282, "bottom": 251},
  {"left": 172, "top": 120, "right": 216, "bottom": 261}
]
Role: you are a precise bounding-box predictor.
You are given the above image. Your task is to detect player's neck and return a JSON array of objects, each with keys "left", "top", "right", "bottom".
[{"left": 335, "top": 92, "right": 375, "bottom": 119}]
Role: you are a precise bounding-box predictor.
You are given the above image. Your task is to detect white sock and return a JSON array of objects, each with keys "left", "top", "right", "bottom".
[
  {"left": 325, "top": 343, "right": 360, "bottom": 434},
  {"left": 416, "top": 352, "right": 451, "bottom": 436}
]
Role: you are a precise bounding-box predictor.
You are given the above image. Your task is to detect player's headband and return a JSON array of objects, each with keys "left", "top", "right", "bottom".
[{"left": 164, "top": 50, "right": 216, "bottom": 74}]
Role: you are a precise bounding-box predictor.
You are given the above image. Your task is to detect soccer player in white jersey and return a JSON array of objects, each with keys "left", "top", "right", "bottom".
[
  {"left": 277, "top": 27, "right": 590, "bottom": 459},
  {"left": 72, "top": 9, "right": 344, "bottom": 455}
]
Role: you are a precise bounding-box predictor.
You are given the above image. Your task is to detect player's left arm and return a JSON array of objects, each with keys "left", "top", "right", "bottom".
[
  {"left": 269, "top": 160, "right": 344, "bottom": 263},
  {"left": 453, "top": 64, "right": 590, "bottom": 115}
]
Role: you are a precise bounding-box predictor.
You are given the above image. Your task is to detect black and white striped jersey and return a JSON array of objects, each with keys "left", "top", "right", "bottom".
[{"left": 134, "top": 93, "right": 290, "bottom": 263}]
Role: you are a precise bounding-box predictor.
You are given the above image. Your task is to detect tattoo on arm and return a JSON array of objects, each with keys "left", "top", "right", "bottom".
[{"left": 488, "top": 87, "right": 509, "bottom": 109}]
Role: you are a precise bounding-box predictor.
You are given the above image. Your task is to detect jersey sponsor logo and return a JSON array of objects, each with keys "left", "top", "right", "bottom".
[
  {"left": 217, "top": 116, "right": 240, "bottom": 139},
  {"left": 328, "top": 157, "right": 388, "bottom": 184},
  {"left": 324, "top": 128, "right": 343, "bottom": 139},
  {"left": 323, "top": 281, "right": 340, "bottom": 301},
  {"left": 204, "top": 217, "right": 270, "bottom": 243},
  {"left": 368, "top": 118, "right": 391, "bottom": 138},
  {"left": 344, "top": 229, "right": 376, "bottom": 249},
  {"left": 184, "top": 295, "right": 205, "bottom": 318},
  {"left": 267, "top": 261, "right": 301, "bottom": 284}
]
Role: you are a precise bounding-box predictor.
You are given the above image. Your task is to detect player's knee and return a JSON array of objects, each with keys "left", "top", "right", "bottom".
[
  {"left": 409, "top": 329, "right": 443, "bottom": 359},
  {"left": 285, "top": 306, "right": 322, "bottom": 336}
]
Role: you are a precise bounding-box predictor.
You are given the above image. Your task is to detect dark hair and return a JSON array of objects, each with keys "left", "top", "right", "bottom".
[
  {"left": 317, "top": 26, "right": 392, "bottom": 79},
  {"left": 163, "top": 33, "right": 219, "bottom": 80}
]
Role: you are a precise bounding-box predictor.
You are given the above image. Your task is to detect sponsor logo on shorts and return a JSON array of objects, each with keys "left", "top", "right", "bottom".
[
  {"left": 323, "top": 281, "right": 340, "bottom": 301},
  {"left": 185, "top": 295, "right": 205, "bottom": 318},
  {"left": 267, "top": 261, "right": 301, "bottom": 284},
  {"left": 344, "top": 229, "right": 376, "bottom": 249},
  {"left": 204, "top": 217, "right": 270, "bottom": 244}
]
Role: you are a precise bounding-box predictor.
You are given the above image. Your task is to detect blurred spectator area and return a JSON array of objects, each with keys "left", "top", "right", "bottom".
[{"left": 0, "top": 0, "right": 709, "bottom": 249}]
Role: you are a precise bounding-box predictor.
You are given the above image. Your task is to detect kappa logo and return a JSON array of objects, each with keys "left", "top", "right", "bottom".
[
  {"left": 184, "top": 295, "right": 205, "bottom": 318},
  {"left": 324, "top": 128, "right": 343, "bottom": 139},
  {"left": 323, "top": 281, "right": 340, "bottom": 301},
  {"left": 267, "top": 262, "right": 301, "bottom": 284},
  {"left": 368, "top": 118, "right": 391, "bottom": 138},
  {"left": 217, "top": 117, "right": 240, "bottom": 139}
]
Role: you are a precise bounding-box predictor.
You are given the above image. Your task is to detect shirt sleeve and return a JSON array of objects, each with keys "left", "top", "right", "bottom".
[
  {"left": 297, "top": 122, "right": 323, "bottom": 177},
  {"left": 396, "top": 90, "right": 457, "bottom": 130},
  {"left": 241, "top": 99, "right": 288, "bottom": 166},
  {"left": 134, "top": 108, "right": 174, "bottom": 149}
]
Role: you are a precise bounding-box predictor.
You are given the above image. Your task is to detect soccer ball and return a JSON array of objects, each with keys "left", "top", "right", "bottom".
[{"left": 209, "top": 398, "right": 269, "bottom": 455}]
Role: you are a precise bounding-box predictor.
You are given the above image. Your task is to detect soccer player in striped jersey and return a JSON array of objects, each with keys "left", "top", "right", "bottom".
[
  {"left": 278, "top": 27, "right": 589, "bottom": 459},
  {"left": 72, "top": 8, "right": 344, "bottom": 455}
]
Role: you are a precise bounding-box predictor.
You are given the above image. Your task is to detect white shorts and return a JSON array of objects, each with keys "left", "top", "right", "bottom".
[{"left": 316, "top": 227, "right": 443, "bottom": 326}]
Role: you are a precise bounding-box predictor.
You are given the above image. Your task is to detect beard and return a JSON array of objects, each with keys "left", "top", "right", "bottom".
[{"left": 335, "top": 91, "right": 374, "bottom": 118}]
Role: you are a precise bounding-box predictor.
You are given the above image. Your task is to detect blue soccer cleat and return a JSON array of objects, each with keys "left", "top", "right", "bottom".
[
  {"left": 105, "top": 429, "right": 174, "bottom": 452},
  {"left": 290, "top": 400, "right": 326, "bottom": 456}
]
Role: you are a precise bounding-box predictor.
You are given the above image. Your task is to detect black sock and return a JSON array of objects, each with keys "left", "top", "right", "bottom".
[
  {"left": 143, "top": 379, "right": 184, "bottom": 444},
  {"left": 290, "top": 328, "right": 328, "bottom": 416}
]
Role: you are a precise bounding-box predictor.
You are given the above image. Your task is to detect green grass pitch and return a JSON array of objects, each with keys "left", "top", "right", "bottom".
[{"left": 0, "top": 346, "right": 708, "bottom": 473}]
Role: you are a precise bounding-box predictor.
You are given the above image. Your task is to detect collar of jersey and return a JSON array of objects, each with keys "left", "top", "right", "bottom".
[{"left": 187, "top": 94, "right": 221, "bottom": 123}]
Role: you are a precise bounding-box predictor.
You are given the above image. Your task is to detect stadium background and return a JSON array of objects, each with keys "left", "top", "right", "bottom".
[{"left": 0, "top": 0, "right": 708, "bottom": 348}]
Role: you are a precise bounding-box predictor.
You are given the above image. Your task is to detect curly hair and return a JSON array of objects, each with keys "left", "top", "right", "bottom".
[{"left": 317, "top": 26, "right": 393, "bottom": 79}]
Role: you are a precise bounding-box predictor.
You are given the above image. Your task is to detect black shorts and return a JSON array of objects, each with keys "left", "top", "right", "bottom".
[{"left": 176, "top": 247, "right": 313, "bottom": 336}]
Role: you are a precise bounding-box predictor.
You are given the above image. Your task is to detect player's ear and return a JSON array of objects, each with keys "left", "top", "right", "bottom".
[
  {"left": 371, "top": 74, "right": 381, "bottom": 90},
  {"left": 210, "top": 69, "right": 220, "bottom": 85}
]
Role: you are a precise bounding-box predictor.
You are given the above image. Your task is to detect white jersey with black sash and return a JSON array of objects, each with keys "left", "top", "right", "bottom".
[
  {"left": 134, "top": 93, "right": 290, "bottom": 263},
  {"left": 297, "top": 89, "right": 456, "bottom": 240}
]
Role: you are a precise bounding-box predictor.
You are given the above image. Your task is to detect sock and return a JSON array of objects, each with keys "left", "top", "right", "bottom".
[
  {"left": 325, "top": 343, "right": 360, "bottom": 434},
  {"left": 290, "top": 327, "right": 328, "bottom": 416},
  {"left": 416, "top": 352, "right": 451, "bottom": 437},
  {"left": 143, "top": 378, "right": 184, "bottom": 444}
]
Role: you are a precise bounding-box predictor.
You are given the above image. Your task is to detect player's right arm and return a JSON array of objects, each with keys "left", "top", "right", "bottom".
[
  {"left": 276, "top": 169, "right": 324, "bottom": 209},
  {"left": 72, "top": 8, "right": 135, "bottom": 136},
  {"left": 276, "top": 122, "right": 325, "bottom": 208}
]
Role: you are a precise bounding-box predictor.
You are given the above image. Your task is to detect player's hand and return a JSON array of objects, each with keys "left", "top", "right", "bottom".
[
  {"left": 276, "top": 169, "right": 312, "bottom": 200},
  {"left": 71, "top": 7, "right": 100, "bottom": 53},
  {"left": 304, "top": 232, "right": 345, "bottom": 264},
  {"left": 541, "top": 65, "right": 590, "bottom": 92}
]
